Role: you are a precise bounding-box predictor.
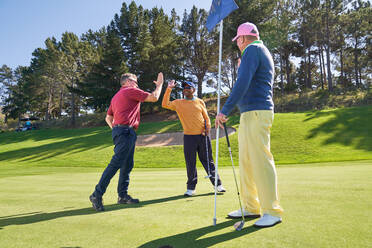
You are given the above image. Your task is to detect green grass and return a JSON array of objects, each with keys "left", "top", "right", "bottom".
[
  {"left": 0, "top": 106, "right": 370, "bottom": 168},
  {"left": 273, "top": 88, "right": 372, "bottom": 112},
  {"left": 0, "top": 106, "right": 371, "bottom": 247},
  {"left": 0, "top": 161, "right": 371, "bottom": 247},
  {"left": 270, "top": 105, "right": 372, "bottom": 163}
]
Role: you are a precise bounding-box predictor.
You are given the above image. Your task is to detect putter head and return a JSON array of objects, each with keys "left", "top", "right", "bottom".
[{"left": 233, "top": 220, "right": 244, "bottom": 231}]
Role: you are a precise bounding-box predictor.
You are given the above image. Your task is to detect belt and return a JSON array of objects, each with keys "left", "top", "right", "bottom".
[{"left": 113, "top": 124, "right": 134, "bottom": 129}]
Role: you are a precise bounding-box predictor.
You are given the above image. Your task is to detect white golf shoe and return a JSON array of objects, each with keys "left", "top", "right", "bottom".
[
  {"left": 217, "top": 185, "right": 226, "bottom": 192},
  {"left": 254, "top": 214, "right": 282, "bottom": 227},
  {"left": 228, "top": 209, "right": 260, "bottom": 218},
  {"left": 184, "top": 189, "right": 195, "bottom": 197}
]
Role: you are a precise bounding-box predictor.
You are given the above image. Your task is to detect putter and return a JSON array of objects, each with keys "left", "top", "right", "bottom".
[
  {"left": 223, "top": 123, "right": 245, "bottom": 231},
  {"left": 204, "top": 120, "right": 212, "bottom": 179}
]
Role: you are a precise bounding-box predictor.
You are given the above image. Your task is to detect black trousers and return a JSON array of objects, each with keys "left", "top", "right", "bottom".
[
  {"left": 183, "top": 134, "right": 222, "bottom": 190},
  {"left": 94, "top": 126, "right": 137, "bottom": 198}
]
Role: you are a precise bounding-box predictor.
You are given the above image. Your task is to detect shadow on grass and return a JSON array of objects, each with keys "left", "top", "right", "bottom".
[
  {"left": 0, "top": 121, "right": 181, "bottom": 147},
  {"left": 0, "top": 211, "right": 42, "bottom": 219},
  {"left": 0, "top": 193, "right": 213, "bottom": 229},
  {"left": 0, "top": 128, "right": 112, "bottom": 162},
  {"left": 138, "top": 219, "right": 261, "bottom": 248},
  {"left": 0, "top": 126, "right": 111, "bottom": 145},
  {"left": 304, "top": 106, "right": 372, "bottom": 151}
]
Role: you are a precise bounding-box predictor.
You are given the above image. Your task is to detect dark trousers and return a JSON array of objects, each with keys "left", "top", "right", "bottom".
[
  {"left": 93, "top": 126, "right": 137, "bottom": 198},
  {"left": 184, "top": 134, "right": 222, "bottom": 190}
]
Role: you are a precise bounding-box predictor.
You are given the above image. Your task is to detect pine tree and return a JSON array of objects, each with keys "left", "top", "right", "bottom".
[
  {"left": 180, "top": 6, "right": 218, "bottom": 98},
  {"left": 59, "top": 32, "right": 97, "bottom": 126},
  {"left": 1, "top": 66, "right": 31, "bottom": 125},
  {"left": 220, "top": 0, "right": 276, "bottom": 93},
  {"left": 343, "top": 0, "right": 371, "bottom": 88},
  {"left": 29, "top": 37, "right": 66, "bottom": 120},
  {"left": 76, "top": 29, "right": 128, "bottom": 111}
]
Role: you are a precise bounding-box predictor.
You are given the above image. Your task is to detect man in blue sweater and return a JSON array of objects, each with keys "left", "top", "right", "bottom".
[{"left": 215, "top": 22, "right": 283, "bottom": 227}]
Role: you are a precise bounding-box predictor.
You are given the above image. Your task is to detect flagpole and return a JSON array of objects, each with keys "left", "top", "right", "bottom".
[{"left": 214, "top": 19, "right": 223, "bottom": 226}]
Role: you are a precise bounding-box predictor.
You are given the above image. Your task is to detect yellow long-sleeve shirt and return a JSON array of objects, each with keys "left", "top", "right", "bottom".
[{"left": 162, "top": 88, "right": 211, "bottom": 135}]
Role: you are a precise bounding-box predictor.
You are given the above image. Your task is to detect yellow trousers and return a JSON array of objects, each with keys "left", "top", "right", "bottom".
[{"left": 238, "top": 110, "right": 283, "bottom": 217}]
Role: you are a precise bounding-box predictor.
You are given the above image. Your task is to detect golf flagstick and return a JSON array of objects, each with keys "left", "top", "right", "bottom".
[
  {"left": 205, "top": 0, "right": 238, "bottom": 227},
  {"left": 213, "top": 20, "right": 224, "bottom": 226},
  {"left": 214, "top": 126, "right": 219, "bottom": 226}
]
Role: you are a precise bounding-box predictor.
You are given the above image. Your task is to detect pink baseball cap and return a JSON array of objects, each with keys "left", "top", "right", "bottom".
[{"left": 232, "top": 22, "right": 259, "bottom": 42}]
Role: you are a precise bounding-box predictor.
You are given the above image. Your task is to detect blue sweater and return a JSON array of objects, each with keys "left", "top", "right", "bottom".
[{"left": 221, "top": 41, "right": 274, "bottom": 116}]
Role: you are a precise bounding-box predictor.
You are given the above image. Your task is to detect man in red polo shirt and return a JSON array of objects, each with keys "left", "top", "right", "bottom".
[{"left": 89, "top": 72, "right": 163, "bottom": 211}]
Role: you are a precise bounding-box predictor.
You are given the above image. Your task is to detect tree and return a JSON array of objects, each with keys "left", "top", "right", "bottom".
[
  {"left": 343, "top": 0, "right": 371, "bottom": 88},
  {"left": 0, "top": 65, "right": 13, "bottom": 105},
  {"left": 324, "top": 0, "right": 333, "bottom": 91},
  {"left": 216, "top": 0, "right": 276, "bottom": 94},
  {"left": 114, "top": 1, "right": 141, "bottom": 70},
  {"left": 59, "top": 32, "right": 97, "bottom": 126},
  {"left": 112, "top": 2, "right": 183, "bottom": 111},
  {"left": 264, "top": 0, "right": 297, "bottom": 94},
  {"left": 1, "top": 66, "right": 31, "bottom": 124},
  {"left": 29, "top": 37, "right": 66, "bottom": 120},
  {"left": 142, "top": 7, "right": 184, "bottom": 111},
  {"left": 180, "top": 6, "right": 218, "bottom": 98},
  {"left": 0, "top": 65, "right": 14, "bottom": 123},
  {"left": 76, "top": 29, "right": 128, "bottom": 111}
]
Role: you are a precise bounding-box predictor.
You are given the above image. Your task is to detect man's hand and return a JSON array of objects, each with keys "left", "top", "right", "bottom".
[
  {"left": 168, "top": 80, "right": 176, "bottom": 89},
  {"left": 154, "top": 72, "right": 164, "bottom": 87},
  {"left": 105, "top": 115, "right": 114, "bottom": 129},
  {"left": 215, "top": 113, "right": 228, "bottom": 129},
  {"left": 203, "top": 127, "right": 211, "bottom": 136},
  {"left": 145, "top": 72, "right": 164, "bottom": 102}
]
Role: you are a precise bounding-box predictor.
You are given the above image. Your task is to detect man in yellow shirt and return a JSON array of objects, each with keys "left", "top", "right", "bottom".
[{"left": 162, "top": 80, "right": 225, "bottom": 196}]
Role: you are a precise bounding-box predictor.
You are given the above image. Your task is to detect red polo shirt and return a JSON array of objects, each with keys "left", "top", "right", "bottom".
[{"left": 107, "top": 86, "right": 150, "bottom": 129}]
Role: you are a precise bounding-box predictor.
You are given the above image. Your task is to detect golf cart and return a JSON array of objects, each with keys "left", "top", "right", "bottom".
[{"left": 16, "top": 117, "right": 40, "bottom": 132}]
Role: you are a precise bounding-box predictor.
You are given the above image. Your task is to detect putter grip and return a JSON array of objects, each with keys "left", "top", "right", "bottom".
[{"left": 223, "top": 123, "right": 230, "bottom": 147}]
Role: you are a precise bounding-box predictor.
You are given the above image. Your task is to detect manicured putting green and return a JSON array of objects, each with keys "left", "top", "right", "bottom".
[{"left": 0, "top": 161, "right": 371, "bottom": 247}]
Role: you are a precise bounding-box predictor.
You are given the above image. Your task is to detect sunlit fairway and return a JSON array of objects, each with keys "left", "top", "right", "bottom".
[{"left": 0, "top": 161, "right": 371, "bottom": 248}]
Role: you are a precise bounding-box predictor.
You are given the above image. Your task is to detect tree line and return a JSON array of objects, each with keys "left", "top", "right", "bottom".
[{"left": 0, "top": 0, "right": 370, "bottom": 125}]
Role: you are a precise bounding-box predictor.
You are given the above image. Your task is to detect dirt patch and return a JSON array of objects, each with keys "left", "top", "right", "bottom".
[{"left": 136, "top": 127, "right": 236, "bottom": 147}]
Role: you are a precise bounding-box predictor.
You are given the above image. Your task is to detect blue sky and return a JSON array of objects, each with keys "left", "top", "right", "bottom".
[{"left": 0, "top": 0, "right": 211, "bottom": 69}]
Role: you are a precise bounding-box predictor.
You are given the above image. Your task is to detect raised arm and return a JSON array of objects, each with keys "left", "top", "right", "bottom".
[
  {"left": 144, "top": 72, "right": 164, "bottom": 102},
  {"left": 161, "top": 80, "right": 177, "bottom": 111}
]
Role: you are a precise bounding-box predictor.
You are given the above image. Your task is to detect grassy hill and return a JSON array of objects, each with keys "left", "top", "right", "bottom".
[
  {"left": 0, "top": 106, "right": 370, "bottom": 168},
  {"left": 1, "top": 88, "right": 370, "bottom": 131},
  {"left": 203, "top": 88, "right": 371, "bottom": 115}
]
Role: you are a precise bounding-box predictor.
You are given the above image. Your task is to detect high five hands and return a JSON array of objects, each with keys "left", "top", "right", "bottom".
[
  {"left": 154, "top": 72, "right": 164, "bottom": 87},
  {"left": 165, "top": 79, "right": 228, "bottom": 130},
  {"left": 168, "top": 80, "right": 176, "bottom": 89}
]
